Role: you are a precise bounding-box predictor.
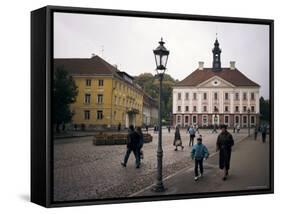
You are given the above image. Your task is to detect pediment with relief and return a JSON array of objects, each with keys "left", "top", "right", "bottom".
[{"left": 196, "top": 76, "right": 235, "bottom": 88}]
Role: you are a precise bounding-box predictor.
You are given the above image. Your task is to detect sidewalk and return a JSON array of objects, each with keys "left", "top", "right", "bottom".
[{"left": 131, "top": 136, "right": 270, "bottom": 197}]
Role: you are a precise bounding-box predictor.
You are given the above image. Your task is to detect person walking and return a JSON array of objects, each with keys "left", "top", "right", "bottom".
[
  {"left": 195, "top": 124, "right": 200, "bottom": 134},
  {"left": 173, "top": 126, "right": 184, "bottom": 151},
  {"left": 237, "top": 124, "right": 240, "bottom": 133},
  {"left": 216, "top": 124, "right": 234, "bottom": 181},
  {"left": 254, "top": 125, "right": 259, "bottom": 140},
  {"left": 145, "top": 125, "right": 149, "bottom": 133},
  {"left": 212, "top": 124, "right": 218, "bottom": 133},
  {"left": 261, "top": 124, "right": 267, "bottom": 143},
  {"left": 121, "top": 125, "right": 141, "bottom": 168},
  {"left": 191, "top": 135, "right": 209, "bottom": 181},
  {"left": 136, "top": 127, "right": 144, "bottom": 161},
  {"left": 188, "top": 126, "right": 196, "bottom": 147}
]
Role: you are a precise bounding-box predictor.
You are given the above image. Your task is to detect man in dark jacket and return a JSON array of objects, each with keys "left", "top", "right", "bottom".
[
  {"left": 121, "top": 125, "right": 140, "bottom": 168},
  {"left": 216, "top": 124, "right": 234, "bottom": 181}
]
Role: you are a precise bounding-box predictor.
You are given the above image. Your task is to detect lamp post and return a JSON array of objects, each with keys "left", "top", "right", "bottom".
[
  {"left": 213, "top": 106, "right": 218, "bottom": 133},
  {"left": 247, "top": 108, "right": 251, "bottom": 136},
  {"left": 152, "top": 38, "right": 169, "bottom": 192}
]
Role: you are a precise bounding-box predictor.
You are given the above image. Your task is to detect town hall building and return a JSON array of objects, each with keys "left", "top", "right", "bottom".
[{"left": 173, "top": 38, "right": 260, "bottom": 128}]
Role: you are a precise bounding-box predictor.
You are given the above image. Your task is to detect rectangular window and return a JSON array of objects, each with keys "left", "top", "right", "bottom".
[
  {"left": 185, "top": 116, "right": 189, "bottom": 123},
  {"left": 235, "top": 106, "right": 239, "bottom": 112},
  {"left": 177, "top": 106, "right": 181, "bottom": 112},
  {"left": 193, "top": 106, "right": 197, "bottom": 112},
  {"left": 214, "top": 92, "right": 218, "bottom": 100},
  {"left": 225, "top": 116, "right": 229, "bottom": 124},
  {"left": 225, "top": 106, "right": 229, "bottom": 112},
  {"left": 243, "top": 116, "right": 247, "bottom": 123},
  {"left": 97, "top": 94, "right": 103, "bottom": 104},
  {"left": 251, "top": 116, "right": 255, "bottom": 124},
  {"left": 251, "top": 106, "right": 255, "bottom": 112},
  {"left": 235, "top": 116, "right": 239, "bottom": 123},
  {"left": 178, "top": 93, "right": 181, "bottom": 100},
  {"left": 243, "top": 92, "right": 247, "bottom": 100},
  {"left": 214, "top": 106, "right": 218, "bottom": 112},
  {"left": 84, "top": 93, "right": 91, "bottom": 104},
  {"left": 193, "top": 116, "right": 197, "bottom": 123},
  {"left": 185, "top": 92, "right": 189, "bottom": 100},
  {"left": 193, "top": 93, "right": 197, "bottom": 100},
  {"left": 98, "top": 79, "right": 104, "bottom": 86},
  {"left": 203, "top": 92, "right": 207, "bottom": 100},
  {"left": 177, "top": 115, "right": 181, "bottom": 123},
  {"left": 243, "top": 106, "right": 247, "bottom": 112},
  {"left": 203, "top": 106, "right": 207, "bottom": 112},
  {"left": 235, "top": 92, "right": 239, "bottom": 100},
  {"left": 251, "top": 93, "right": 255, "bottom": 100},
  {"left": 225, "top": 93, "right": 229, "bottom": 100},
  {"left": 203, "top": 115, "right": 208, "bottom": 124},
  {"left": 84, "top": 110, "right": 90, "bottom": 120},
  {"left": 97, "top": 110, "right": 103, "bottom": 120},
  {"left": 185, "top": 106, "right": 189, "bottom": 112},
  {"left": 86, "top": 79, "right": 91, "bottom": 86}
]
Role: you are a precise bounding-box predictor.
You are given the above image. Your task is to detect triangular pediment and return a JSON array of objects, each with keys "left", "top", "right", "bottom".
[{"left": 196, "top": 76, "right": 235, "bottom": 88}]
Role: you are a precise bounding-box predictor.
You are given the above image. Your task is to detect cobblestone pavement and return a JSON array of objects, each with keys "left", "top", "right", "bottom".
[{"left": 53, "top": 128, "right": 249, "bottom": 201}]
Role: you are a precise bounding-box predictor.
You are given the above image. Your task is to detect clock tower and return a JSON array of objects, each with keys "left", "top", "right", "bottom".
[{"left": 212, "top": 37, "right": 222, "bottom": 71}]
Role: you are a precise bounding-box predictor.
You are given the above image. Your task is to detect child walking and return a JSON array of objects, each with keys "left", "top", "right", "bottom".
[{"left": 191, "top": 135, "right": 209, "bottom": 181}]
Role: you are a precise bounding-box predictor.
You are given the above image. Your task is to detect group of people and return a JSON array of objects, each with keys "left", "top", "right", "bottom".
[
  {"left": 173, "top": 125, "right": 200, "bottom": 150},
  {"left": 121, "top": 125, "right": 144, "bottom": 169},
  {"left": 173, "top": 124, "right": 234, "bottom": 181},
  {"left": 255, "top": 124, "right": 268, "bottom": 142},
  {"left": 233, "top": 124, "right": 241, "bottom": 133},
  {"left": 121, "top": 123, "right": 235, "bottom": 182}
]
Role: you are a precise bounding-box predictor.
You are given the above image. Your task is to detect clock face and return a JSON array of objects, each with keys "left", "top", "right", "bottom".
[{"left": 212, "top": 80, "right": 220, "bottom": 86}]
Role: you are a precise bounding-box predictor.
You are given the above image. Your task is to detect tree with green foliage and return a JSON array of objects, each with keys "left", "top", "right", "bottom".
[
  {"left": 134, "top": 73, "right": 177, "bottom": 122},
  {"left": 53, "top": 67, "right": 78, "bottom": 132},
  {"left": 259, "top": 96, "right": 270, "bottom": 123}
]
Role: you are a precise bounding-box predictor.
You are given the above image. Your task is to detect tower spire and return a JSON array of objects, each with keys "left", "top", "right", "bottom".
[{"left": 212, "top": 36, "right": 222, "bottom": 71}]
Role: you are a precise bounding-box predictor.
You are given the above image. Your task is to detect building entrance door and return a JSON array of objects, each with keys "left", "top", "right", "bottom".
[
  {"left": 212, "top": 115, "right": 220, "bottom": 125},
  {"left": 126, "top": 113, "right": 135, "bottom": 128}
]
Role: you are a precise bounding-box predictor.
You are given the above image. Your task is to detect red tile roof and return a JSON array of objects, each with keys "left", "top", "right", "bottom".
[
  {"left": 54, "top": 55, "right": 119, "bottom": 76},
  {"left": 176, "top": 68, "right": 260, "bottom": 87}
]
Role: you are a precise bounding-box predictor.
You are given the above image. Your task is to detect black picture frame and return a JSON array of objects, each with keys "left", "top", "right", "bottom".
[{"left": 31, "top": 5, "right": 274, "bottom": 208}]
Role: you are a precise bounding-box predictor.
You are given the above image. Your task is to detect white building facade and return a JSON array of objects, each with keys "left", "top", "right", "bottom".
[{"left": 172, "top": 39, "right": 260, "bottom": 128}]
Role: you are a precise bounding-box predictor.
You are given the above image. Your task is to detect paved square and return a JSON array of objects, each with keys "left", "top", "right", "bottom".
[{"left": 54, "top": 128, "right": 251, "bottom": 201}]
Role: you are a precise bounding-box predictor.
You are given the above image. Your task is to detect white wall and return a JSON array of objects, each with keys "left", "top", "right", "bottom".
[{"left": 0, "top": 0, "right": 279, "bottom": 214}]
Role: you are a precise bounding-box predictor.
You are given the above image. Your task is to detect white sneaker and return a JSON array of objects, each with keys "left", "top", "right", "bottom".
[
  {"left": 194, "top": 176, "right": 198, "bottom": 181},
  {"left": 198, "top": 173, "right": 203, "bottom": 178}
]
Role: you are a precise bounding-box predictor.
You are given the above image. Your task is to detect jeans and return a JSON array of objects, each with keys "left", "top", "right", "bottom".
[
  {"left": 123, "top": 147, "right": 140, "bottom": 166},
  {"left": 194, "top": 158, "right": 204, "bottom": 177},
  {"left": 189, "top": 135, "right": 195, "bottom": 146}
]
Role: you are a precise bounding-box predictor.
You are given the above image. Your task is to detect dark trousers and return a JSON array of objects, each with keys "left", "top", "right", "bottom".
[
  {"left": 254, "top": 132, "right": 258, "bottom": 140},
  {"left": 138, "top": 145, "right": 143, "bottom": 160},
  {"left": 195, "top": 159, "right": 204, "bottom": 177},
  {"left": 123, "top": 147, "right": 140, "bottom": 166},
  {"left": 189, "top": 135, "right": 195, "bottom": 146},
  {"left": 262, "top": 133, "right": 266, "bottom": 143}
]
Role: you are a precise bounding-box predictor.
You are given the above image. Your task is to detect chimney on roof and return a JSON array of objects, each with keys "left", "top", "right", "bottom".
[
  {"left": 230, "top": 61, "right": 236, "bottom": 70},
  {"left": 198, "top": 61, "right": 204, "bottom": 70},
  {"left": 91, "top": 53, "right": 96, "bottom": 58}
]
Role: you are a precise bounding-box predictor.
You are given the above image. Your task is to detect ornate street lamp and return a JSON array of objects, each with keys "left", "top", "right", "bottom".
[
  {"left": 247, "top": 108, "right": 251, "bottom": 136},
  {"left": 152, "top": 38, "right": 169, "bottom": 192}
]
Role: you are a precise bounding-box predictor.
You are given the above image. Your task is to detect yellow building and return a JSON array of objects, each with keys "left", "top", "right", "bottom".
[{"left": 54, "top": 55, "right": 143, "bottom": 129}]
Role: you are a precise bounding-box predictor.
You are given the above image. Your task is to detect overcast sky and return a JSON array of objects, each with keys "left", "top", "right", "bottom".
[{"left": 54, "top": 12, "right": 270, "bottom": 99}]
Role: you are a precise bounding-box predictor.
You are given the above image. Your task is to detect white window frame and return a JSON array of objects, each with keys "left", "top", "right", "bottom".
[{"left": 202, "top": 115, "right": 208, "bottom": 126}]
